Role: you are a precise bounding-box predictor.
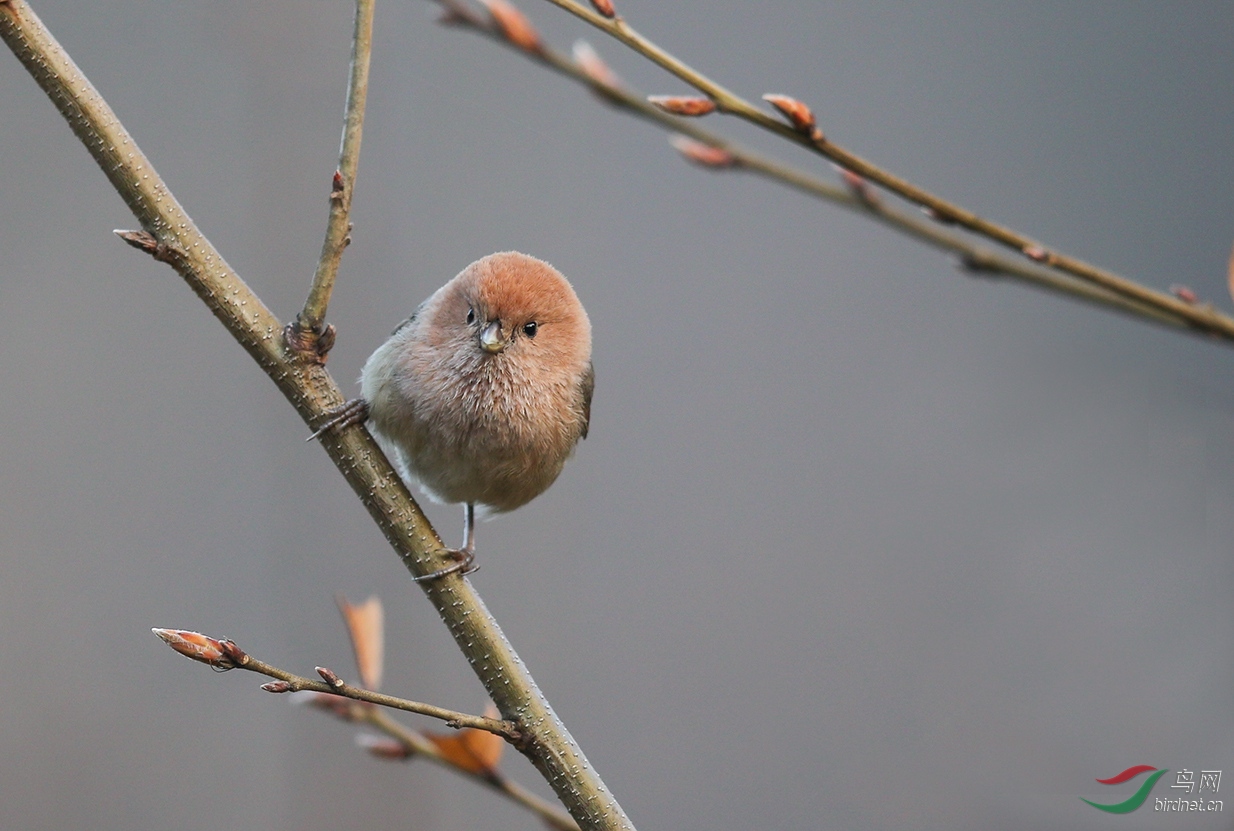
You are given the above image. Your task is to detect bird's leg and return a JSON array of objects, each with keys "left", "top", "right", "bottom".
[
  {"left": 306, "top": 398, "right": 370, "bottom": 441},
  {"left": 413, "top": 503, "right": 478, "bottom": 582}
]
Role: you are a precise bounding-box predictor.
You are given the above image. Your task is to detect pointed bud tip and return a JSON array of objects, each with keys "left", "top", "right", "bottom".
[
  {"left": 763, "top": 94, "right": 818, "bottom": 135},
  {"left": 648, "top": 95, "right": 717, "bottom": 117},
  {"left": 153, "top": 628, "right": 240, "bottom": 669},
  {"left": 480, "top": 0, "right": 542, "bottom": 54}
]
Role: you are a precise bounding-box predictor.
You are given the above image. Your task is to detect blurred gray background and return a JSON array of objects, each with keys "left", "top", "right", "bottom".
[{"left": 2, "top": 2, "right": 1232, "bottom": 829}]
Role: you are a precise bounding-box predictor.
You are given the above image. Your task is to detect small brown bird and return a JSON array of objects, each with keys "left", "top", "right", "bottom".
[{"left": 317, "top": 252, "right": 593, "bottom": 580}]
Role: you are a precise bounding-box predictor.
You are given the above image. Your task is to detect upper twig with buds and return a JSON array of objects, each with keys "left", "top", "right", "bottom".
[{"left": 534, "top": 0, "right": 1234, "bottom": 342}]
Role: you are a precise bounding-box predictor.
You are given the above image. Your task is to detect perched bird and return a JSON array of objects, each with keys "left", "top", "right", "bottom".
[{"left": 316, "top": 251, "right": 593, "bottom": 580}]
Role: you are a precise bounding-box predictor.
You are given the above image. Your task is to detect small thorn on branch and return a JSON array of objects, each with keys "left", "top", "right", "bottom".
[
  {"left": 762, "top": 94, "right": 822, "bottom": 141},
  {"left": 479, "top": 0, "right": 543, "bottom": 55},
  {"left": 648, "top": 95, "right": 716, "bottom": 117},
  {"left": 669, "top": 135, "right": 737, "bottom": 169}
]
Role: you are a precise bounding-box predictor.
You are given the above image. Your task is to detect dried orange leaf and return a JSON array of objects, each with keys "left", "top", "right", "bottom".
[
  {"left": 427, "top": 704, "right": 506, "bottom": 775},
  {"left": 648, "top": 95, "right": 716, "bottom": 117},
  {"left": 337, "top": 594, "right": 384, "bottom": 691},
  {"left": 479, "top": 0, "right": 542, "bottom": 54}
]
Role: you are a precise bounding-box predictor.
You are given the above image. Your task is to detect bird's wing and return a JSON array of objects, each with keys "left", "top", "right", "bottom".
[{"left": 579, "top": 361, "right": 595, "bottom": 440}]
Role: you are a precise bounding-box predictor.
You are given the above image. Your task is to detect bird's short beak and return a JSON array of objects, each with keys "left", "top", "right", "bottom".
[{"left": 479, "top": 320, "right": 507, "bottom": 354}]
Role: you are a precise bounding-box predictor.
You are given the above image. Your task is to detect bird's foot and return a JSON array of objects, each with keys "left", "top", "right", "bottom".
[
  {"left": 413, "top": 547, "right": 479, "bottom": 582},
  {"left": 306, "top": 398, "right": 369, "bottom": 441}
]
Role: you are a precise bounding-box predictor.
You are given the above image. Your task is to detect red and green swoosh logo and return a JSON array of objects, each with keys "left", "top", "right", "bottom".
[{"left": 1081, "top": 765, "right": 1167, "bottom": 813}]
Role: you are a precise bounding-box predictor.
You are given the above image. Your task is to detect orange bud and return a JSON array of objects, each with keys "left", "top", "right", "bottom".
[
  {"left": 479, "top": 0, "right": 542, "bottom": 54},
  {"left": 668, "top": 135, "right": 736, "bottom": 168},
  {"left": 763, "top": 93, "right": 817, "bottom": 135},
  {"left": 589, "top": 0, "right": 616, "bottom": 17},
  {"left": 152, "top": 629, "right": 242, "bottom": 669},
  {"left": 648, "top": 95, "right": 716, "bottom": 117}
]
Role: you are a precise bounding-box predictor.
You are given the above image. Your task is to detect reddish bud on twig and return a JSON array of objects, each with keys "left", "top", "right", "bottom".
[
  {"left": 836, "top": 167, "right": 880, "bottom": 208},
  {"left": 762, "top": 94, "right": 821, "bottom": 140},
  {"left": 316, "top": 666, "right": 345, "bottom": 689},
  {"left": 479, "top": 0, "right": 542, "bottom": 54},
  {"left": 153, "top": 629, "right": 243, "bottom": 669},
  {"left": 588, "top": 0, "right": 616, "bottom": 18},
  {"left": 1023, "top": 244, "right": 1055, "bottom": 265},
  {"left": 295, "top": 691, "right": 363, "bottom": 721},
  {"left": 1169, "top": 284, "right": 1199, "bottom": 304},
  {"left": 357, "top": 734, "right": 414, "bottom": 760},
  {"left": 573, "top": 40, "right": 621, "bottom": 91},
  {"left": 262, "top": 681, "right": 293, "bottom": 693},
  {"left": 668, "top": 135, "right": 736, "bottom": 169},
  {"left": 648, "top": 95, "right": 716, "bottom": 117}
]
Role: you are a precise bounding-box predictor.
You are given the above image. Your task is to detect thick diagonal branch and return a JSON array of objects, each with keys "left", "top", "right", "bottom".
[{"left": 0, "top": 3, "right": 632, "bottom": 829}]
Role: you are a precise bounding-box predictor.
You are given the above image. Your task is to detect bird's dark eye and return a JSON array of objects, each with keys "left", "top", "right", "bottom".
[
  {"left": 522, "top": 321, "right": 538, "bottom": 339},
  {"left": 466, "top": 308, "right": 475, "bottom": 324}
]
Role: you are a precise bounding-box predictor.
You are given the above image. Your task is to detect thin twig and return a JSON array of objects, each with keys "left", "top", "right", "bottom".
[
  {"left": 536, "top": 0, "right": 1234, "bottom": 342},
  {"left": 434, "top": 0, "right": 1199, "bottom": 335},
  {"left": 365, "top": 709, "right": 580, "bottom": 831},
  {"left": 1, "top": 4, "right": 633, "bottom": 828},
  {"left": 151, "top": 629, "right": 518, "bottom": 737},
  {"left": 295, "top": 0, "right": 376, "bottom": 345}
]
